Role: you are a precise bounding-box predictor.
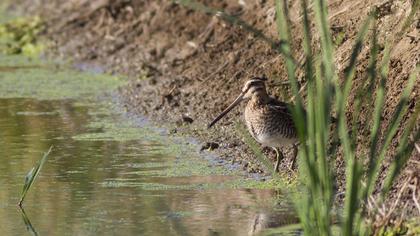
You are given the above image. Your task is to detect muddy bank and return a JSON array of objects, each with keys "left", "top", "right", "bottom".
[{"left": 8, "top": 0, "right": 420, "bottom": 216}]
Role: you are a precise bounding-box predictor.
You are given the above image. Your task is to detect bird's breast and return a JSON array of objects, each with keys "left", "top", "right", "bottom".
[{"left": 244, "top": 103, "right": 297, "bottom": 147}]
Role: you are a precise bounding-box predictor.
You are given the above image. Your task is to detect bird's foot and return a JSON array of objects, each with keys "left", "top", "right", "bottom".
[
  {"left": 288, "top": 144, "right": 299, "bottom": 171},
  {"left": 272, "top": 147, "right": 284, "bottom": 173},
  {"left": 288, "top": 160, "right": 296, "bottom": 172},
  {"left": 274, "top": 160, "right": 280, "bottom": 173}
]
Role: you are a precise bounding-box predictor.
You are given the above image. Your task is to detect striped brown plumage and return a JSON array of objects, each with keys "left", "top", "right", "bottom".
[{"left": 208, "top": 77, "right": 299, "bottom": 172}]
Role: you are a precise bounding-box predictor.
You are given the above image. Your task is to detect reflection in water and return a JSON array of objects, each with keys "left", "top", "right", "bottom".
[
  {"left": 20, "top": 207, "right": 38, "bottom": 236},
  {"left": 0, "top": 65, "right": 43, "bottom": 72},
  {"left": 248, "top": 207, "right": 301, "bottom": 235},
  {"left": 0, "top": 98, "right": 297, "bottom": 235}
]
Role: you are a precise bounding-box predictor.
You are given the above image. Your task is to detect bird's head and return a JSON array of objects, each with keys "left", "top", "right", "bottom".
[
  {"left": 241, "top": 76, "right": 268, "bottom": 100},
  {"left": 208, "top": 76, "right": 268, "bottom": 128}
]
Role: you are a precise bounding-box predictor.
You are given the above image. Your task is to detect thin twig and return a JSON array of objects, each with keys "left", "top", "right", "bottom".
[
  {"left": 384, "top": 179, "right": 409, "bottom": 221},
  {"left": 414, "top": 143, "right": 420, "bottom": 154},
  {"left": 290, "top": 82, "right": 307, "bottom": 102},
  {"left": 408, "top": 176, "right": 420, "bottom": 215}
]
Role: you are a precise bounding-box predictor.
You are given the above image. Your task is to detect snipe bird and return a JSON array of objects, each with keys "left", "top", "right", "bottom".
[{"left": 208, "top": 77, "right": 298, "bottom": 172}]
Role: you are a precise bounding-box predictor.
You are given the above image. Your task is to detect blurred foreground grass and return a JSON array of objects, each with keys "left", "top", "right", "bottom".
[{"left": 0, "top": 14, "right": 44, "bottom": 56}]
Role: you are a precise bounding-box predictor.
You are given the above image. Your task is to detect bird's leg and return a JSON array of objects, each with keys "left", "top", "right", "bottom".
[
  {"left": 272, "top": 147, "right": 284, "bottom": 173},
  {"left": 289, "top": 144, "right": 298, "bottom": 170}
]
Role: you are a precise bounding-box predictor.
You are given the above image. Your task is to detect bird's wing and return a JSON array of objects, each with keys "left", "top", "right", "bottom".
[{"left": 267, "top": 98, "right": 295, "bottom": 124}]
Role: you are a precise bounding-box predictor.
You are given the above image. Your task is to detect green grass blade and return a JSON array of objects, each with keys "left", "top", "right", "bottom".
[
  {"left": 367, "top": 67, "right": 417, "bottom": 195},
  {"left": 275, "top": 0, "right": 295, "bottom": 68},
  {"left": 235, "top": 122, "right": 278, "bottom": 177},
  {"left": 18, "top": 146, "right": 53, "bottom": 207},
  {"left": 342, "top": 160, "right": 364, "bottom": 236},
  {"left": 382, "top": 102, "right": 420, "bottom": 196},
  {"left": 337, "top": 16, "right": 374, "bottom": 235},
  {"left": 355, "top": 25, "right": 379, "bottom": 155},
  {"left": 366, "top": 45, "right": 390, "bottom": 194},
  {"left": 342, "top": 15, "right": 373, "bottom": 100},
  {"left": 337, "top": 14, "right": 372, "bottom": 153},
  {"left": 275, "top": 0, "right": 306, "bottom": 137},
  {"left": 313, "top": 0, "right": 335, "bottom": 81},
  {"left": 20, "top": 207, "right": 39, "bottom": 236},
  {"left": 299, "top": 0, "right": 318, "bottom": 196}
]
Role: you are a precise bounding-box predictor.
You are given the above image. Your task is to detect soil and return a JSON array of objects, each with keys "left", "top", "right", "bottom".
[{"left": 9, "top": 0, "right": 420, "bottom": 218}]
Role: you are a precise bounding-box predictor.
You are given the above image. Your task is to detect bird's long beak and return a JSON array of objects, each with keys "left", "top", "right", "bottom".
[{"left": 208, "top": 92, "right": 245, "bottom": 128}]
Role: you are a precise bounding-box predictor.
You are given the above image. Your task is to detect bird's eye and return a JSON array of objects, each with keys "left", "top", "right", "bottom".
[{"left": 249, "top": 81, "right": 261, "bottom": 87}]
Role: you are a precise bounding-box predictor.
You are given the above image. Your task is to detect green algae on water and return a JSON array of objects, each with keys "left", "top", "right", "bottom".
[
  {"left": 73, "top": 121, "right": 156, "bottom": 142},
  {"left": 101, "top": 177, "right": 283, "bottom": 191},
  {"left": 72, "top": 102, "right": 295, "bottom": 190},
  {"left": 16, "top": 111, "right": 59, "bottom": 116},
  {"left": 73, "top": 108, "right": 237, "bottom": 178},
  {"left": 0, "top": 55, "right": 124, "bottom": 100},
  {"left": 0, "top": 16, "right": 44, "bottom": 56}
]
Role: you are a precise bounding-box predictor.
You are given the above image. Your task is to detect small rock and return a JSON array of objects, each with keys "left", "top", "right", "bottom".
[
  {"left": 148, "top": 78, "right": 157, "bottom": 85},
  {"left": 181, "top": 114, "right": 194, "bottom": 124},
  {"left": 200, "top": 142, "right": 219, "bottom": 151}
]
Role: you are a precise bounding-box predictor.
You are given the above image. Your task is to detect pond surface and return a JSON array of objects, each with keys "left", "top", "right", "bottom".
[{"left": 0, "top": 55, "right": 298, "bottom": 235}]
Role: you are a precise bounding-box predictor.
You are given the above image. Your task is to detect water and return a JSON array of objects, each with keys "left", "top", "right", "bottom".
[{"left": 0, "top": 56, "right": 298, "bottom": 236}]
